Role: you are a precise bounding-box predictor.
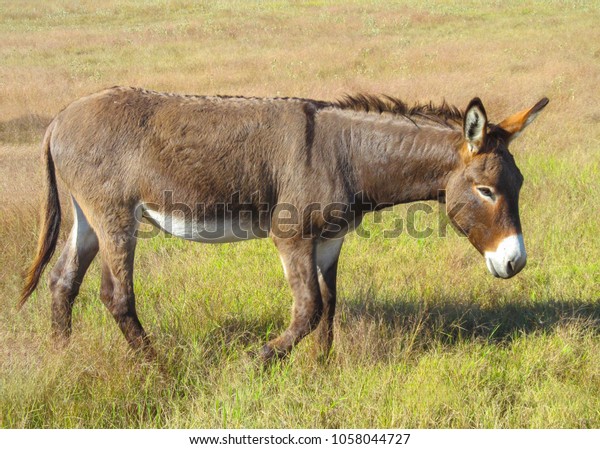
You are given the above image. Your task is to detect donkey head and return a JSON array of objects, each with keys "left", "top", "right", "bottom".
[{"left": 445, "top": 97, "right": 549, "bottom": 278}]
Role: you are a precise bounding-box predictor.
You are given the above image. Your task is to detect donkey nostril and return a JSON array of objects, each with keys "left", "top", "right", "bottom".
[{"left": 507, "top": 260, "right": 515, "bottom": 274}]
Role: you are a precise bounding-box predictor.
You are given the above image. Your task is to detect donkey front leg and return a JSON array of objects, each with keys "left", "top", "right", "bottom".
[
  {"left": 261, "top": 237, "right": 323, "bottom": 362},
  {"left": 315, "top": 238, "right": 344, "bottom": 358}
]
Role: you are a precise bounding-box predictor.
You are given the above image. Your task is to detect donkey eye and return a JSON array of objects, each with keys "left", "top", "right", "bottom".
[{"left": 476, "top": 186, "right": 495, "bottom": 199}]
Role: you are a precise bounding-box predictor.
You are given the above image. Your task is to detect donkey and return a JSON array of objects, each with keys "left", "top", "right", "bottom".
[{"left": 20, "top": 87, "right": 548, "bottom": 361}]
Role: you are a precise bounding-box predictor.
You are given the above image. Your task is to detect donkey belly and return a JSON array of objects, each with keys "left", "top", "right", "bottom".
[{"left": 142, "top": 205, "right": 268, "bottom": 243}]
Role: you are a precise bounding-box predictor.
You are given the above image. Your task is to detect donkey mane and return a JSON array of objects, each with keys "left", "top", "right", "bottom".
[{"left": 332, "top": 93, "right": 465, "bottom": 126}]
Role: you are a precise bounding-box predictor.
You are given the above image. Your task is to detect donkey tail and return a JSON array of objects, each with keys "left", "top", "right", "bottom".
[{"left": 19, "top": 123, "right": 61, "bottom": 309}]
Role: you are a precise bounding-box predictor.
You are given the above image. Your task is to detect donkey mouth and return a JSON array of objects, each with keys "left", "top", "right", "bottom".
[
  {"left": 484, "top": 234, "right": 527, "bottom": 279},
  {"left": 486, "top": 256, "right": 526, "bottom": 279}
]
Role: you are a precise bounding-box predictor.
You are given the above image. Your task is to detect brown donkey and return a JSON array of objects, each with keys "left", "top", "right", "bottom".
[{"left": 20, "top": 87, "right": 548, "bottom": 361}]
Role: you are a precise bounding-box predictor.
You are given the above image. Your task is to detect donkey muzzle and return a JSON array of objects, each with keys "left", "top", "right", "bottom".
[{"left": 484, "top": 234, "right": 527, "bottom": 279}]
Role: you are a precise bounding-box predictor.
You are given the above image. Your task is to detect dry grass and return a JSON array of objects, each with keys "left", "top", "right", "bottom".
[{"left": 1, "top": 0, "right": 599, "bottom": 428}]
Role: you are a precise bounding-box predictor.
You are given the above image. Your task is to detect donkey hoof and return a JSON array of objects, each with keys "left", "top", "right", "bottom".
[
  {"left": 258, "top": 344, "right": 288, "bottom": 364},
  {"left": 51, "top": 331, "right": 71, "bottom": 350},
  {"left": 259, "top": 344, "right": 276, "bottom": 363}
]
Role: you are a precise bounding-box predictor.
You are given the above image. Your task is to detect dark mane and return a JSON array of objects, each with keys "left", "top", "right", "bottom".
[{"left": 332, "top": 93, "right": 465, "bottom": 126}]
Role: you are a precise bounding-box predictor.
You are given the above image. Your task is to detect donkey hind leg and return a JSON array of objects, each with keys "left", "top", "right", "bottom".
[
  {"left": 49, "top": 198, "right": 99, "bottom": 342},
  {"left": 315, "top": 238, "right": 344, "bottom": 358},
  {"left": 261, "top": 237, "right": 323, "bottom": 362},
  {"left": 98, "top": 217, "right": 154, "bottom": 358}
]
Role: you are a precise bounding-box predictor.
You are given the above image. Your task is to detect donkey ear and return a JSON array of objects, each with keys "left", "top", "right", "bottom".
[
  {"left": 498, "top": 97, "right": 549, "bottom": 142},
  {"left": 463, "top": 97, "right": 487, "bottom": 154}
]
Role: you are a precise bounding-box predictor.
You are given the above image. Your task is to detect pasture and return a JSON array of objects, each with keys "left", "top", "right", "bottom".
[{"left": 1, "top": 0, "right": 599, "bottom": 428}]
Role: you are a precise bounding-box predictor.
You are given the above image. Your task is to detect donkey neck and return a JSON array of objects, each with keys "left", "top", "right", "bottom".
[{"left": 323, "top": 109, "right": 462, "bottom": 206}]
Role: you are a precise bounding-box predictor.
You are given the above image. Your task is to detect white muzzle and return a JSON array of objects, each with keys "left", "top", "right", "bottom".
[{"left": 484, "top": 234, "right": 527, "bottom": 279}]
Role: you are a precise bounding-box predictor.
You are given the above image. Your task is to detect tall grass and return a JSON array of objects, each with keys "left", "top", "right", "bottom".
[{"left": 1, "top": 0, "right": 599, "bottom": 428}]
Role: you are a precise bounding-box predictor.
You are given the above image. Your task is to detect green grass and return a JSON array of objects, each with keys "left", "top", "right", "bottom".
[{"left": 1, "top": 0, "right": 599, "bottom": 428}]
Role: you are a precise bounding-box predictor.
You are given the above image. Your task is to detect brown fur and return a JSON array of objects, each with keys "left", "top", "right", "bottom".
[{"left": 20, "top": 87, "right": 548, "bottom": 361}]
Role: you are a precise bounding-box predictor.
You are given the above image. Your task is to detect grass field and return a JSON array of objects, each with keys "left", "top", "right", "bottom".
[{"left": 1, "top": 0, "right": 599, "bottom": 428}]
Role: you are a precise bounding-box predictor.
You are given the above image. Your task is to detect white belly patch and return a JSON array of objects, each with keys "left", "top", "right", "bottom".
[{"left": 142, "top": 205, "right": 265, "bottom": 243}]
